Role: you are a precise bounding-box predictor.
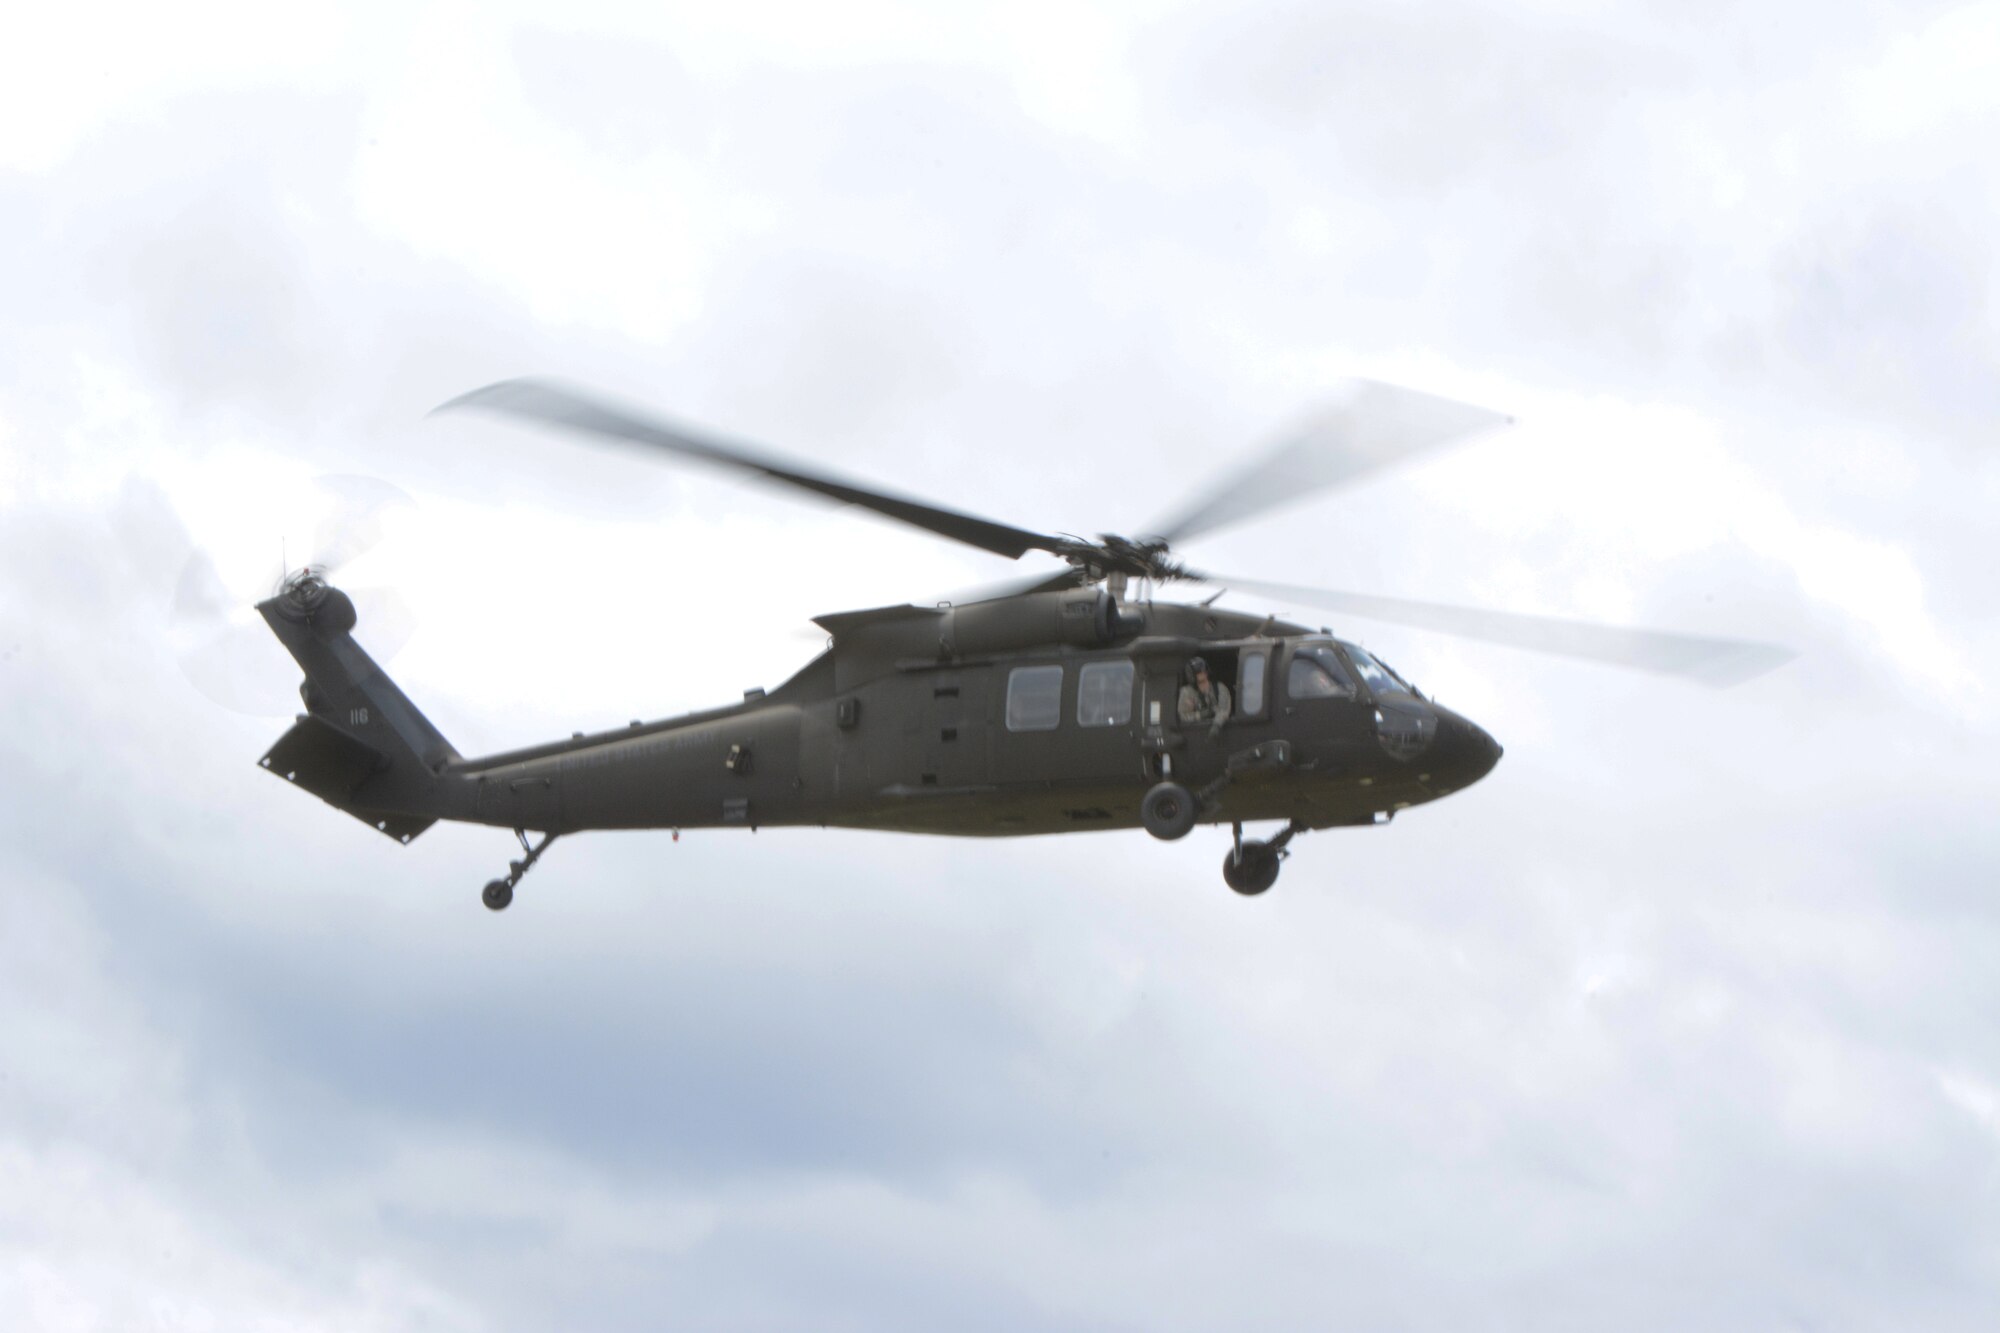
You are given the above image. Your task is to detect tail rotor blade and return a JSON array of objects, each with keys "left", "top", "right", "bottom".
[
  {"left": 169, "top": 546, "right": 258, "bottom": 631},
  {"left": 170, "top": 551, "right": 295, "bottom": 714},
  {"left": 345, "top": 586, "right": 417, "bottom": 661},
  {"left": 310, "top": 475, "right": 416, "bottom": 577}
]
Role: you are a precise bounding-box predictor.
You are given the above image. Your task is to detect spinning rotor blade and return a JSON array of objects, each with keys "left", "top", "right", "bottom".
[
  {"left": 1212, "top": 575, "right": 1795, "bottom": 687},
  {"left": 1148, "top": 381, "right": 1511, "bottom": 545},
  {"left": 170, "top": 550, "right": 291, "bottom": 715},
  {"left": 345, "top": 585, "right": 418, "bottom": 659},
  {"left": 438, "top": 378, "right": 1066, "bottom": 562},
  {"left": 943, "top": 565, "right": 1088, "bottom": 606},
  {"left": 311, "top": 474, "right": 412, "bottom": 573}
]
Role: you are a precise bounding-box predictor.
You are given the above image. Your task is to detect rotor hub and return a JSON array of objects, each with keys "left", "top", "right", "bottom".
[
  {"left": 267, "top": 565, "right": 351, "bottom": 627},
  {"left": 278, "top": 564, "right": 332, "bottom": 608},
  {"left": 1052, "top": 534, "right": 1195, "bottom": 584}
]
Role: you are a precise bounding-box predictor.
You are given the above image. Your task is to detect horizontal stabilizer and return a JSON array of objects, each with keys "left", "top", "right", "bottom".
[{"left": 259, "top": 714, "right": 437, "bottom": 843}]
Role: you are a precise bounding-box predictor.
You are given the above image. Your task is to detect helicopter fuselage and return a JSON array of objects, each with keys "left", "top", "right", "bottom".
[{"left": 434, "top": 589, "right": 1503, "bottom": 840}]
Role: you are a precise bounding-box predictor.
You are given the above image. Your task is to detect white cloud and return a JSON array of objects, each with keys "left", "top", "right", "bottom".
[
  {"left": 0, "top": 1, "right": 351, "bottom": 172},
  {"left": 0, "top": 1142, "right": 476, "bottom": 1333},
  {"left": 1939, "top": 1067, "right": 2000, "bottom": 1140}
]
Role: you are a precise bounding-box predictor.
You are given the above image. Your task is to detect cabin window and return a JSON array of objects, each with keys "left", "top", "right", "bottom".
[
  {"left": 1006, "top": 664, "right": 1064, "bottom": 731},
  {"left": 1239, "top": 649, "right": 1267, "bottom": 716},
  {"left": 1288, "top": 642, "right": 1356, "bottom": 700},
  {"left": 1076, "top": 660, "right": 1134, "bottom": 727}
]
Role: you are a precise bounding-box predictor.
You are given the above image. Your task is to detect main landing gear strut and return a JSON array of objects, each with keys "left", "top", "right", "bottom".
[
  {"left": 1222, "top": 819, "right": 1304, "bottom": 896},
  {"left": 483, "top": 828, "right": 559, "bottom": 912},
  {"left": 1140, "top": 778, "right": 1307, "bottom": 896}
]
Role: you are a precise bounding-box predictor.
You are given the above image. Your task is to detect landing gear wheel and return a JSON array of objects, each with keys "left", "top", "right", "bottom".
[
  {"left": 1141, "top": 781, "right": 1198, "bottom": 841},
  {"left": 478, "top": 830, "right": 558, "bottom": 914},
  {"left": 1222, "top": 845, "right": 1280, "bottom": 896}
]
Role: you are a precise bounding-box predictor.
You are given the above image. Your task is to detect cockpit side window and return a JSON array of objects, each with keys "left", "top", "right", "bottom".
[
  {"left": 1287, "top": 642, "right": 1355, "bottom": 700},
  {"left": 1239, "top": 649, "right": 1267, "bottom": 716}
]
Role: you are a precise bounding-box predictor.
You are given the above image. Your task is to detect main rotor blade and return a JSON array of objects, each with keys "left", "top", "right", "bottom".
[
  {"left": 942, "top": 566, "right": 1088, "bottom": 606},
  {"left": 1147, "top": 381, "right": 1511, "bottom": 545},
  {"left": 1212, "top": 575, "right": 1796, "bottom": 687},
  {"left": 438, "top": 378, "right": 1065, "bottom": 562}
]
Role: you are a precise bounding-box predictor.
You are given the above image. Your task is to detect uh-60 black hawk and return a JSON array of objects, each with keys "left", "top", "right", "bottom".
[{"left": 251, "top": 378, "right": 1791, "bottom": 909}]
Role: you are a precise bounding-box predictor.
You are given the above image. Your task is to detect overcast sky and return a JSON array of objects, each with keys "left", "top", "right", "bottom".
[{"left": 4, "top": 2, "right": 1999, "bottom": 1329}]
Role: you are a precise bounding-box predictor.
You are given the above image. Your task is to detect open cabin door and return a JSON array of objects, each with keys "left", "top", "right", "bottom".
[{"left": 1137, "top": 640, "right": 1277, "bottom": 779}]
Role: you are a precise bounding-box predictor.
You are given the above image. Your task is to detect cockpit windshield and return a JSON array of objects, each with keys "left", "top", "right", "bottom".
[
  {"left": 1288, "top": 641, "right": 1355, "bottom": 700},
  {"left": 1340, "top": 642, "right": 1414, "bottom": 697}
]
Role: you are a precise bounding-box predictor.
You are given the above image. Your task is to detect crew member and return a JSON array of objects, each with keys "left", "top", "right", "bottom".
[{"left": 1177, "top": 656, "right": 1232, "bottom": 737}]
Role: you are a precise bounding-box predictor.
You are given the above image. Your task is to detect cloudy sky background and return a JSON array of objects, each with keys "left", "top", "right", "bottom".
[{"left": 4, "top": 1, "right": 1998, "bottom": 1327}]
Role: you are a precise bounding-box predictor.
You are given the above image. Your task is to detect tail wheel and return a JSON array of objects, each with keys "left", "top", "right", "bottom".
[
  {"left": 482, "top": 879, "right": 514, "bottom": 912},
  {"left": 1140, "top": 781, "right": 1198, "bottom": 841}
]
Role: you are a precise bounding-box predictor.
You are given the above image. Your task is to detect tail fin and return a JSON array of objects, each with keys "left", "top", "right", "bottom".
[{"left": 256, "top": 578, "right": 464, "bottom": 842}]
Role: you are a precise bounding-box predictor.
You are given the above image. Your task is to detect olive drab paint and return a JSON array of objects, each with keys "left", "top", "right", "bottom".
[{"left": 258, "top": 575, "right": 1502, "bottom": 905}]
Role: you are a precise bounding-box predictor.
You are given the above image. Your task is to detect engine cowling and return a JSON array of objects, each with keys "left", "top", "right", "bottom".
[{"left": 941, "top": 589, "right": 1144, "bottom": 657}]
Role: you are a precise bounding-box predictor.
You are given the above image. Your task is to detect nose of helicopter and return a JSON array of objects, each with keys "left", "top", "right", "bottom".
[{"left": 1432, "top": 707, "right": 1503, "bottom": 789}]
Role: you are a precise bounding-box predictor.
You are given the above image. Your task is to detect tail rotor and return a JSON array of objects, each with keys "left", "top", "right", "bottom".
[{"left": 170, "top": 474, "right": 418, "bottom": 716}]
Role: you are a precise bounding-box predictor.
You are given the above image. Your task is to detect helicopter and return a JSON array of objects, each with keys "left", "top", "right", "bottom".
[{"left": 250, "top": 378, "right": 1792, "bottom": 909}]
